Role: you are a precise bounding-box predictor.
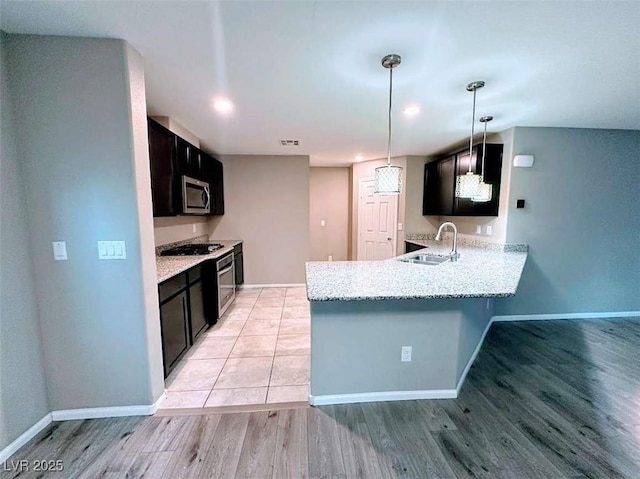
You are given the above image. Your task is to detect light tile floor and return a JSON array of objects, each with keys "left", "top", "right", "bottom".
[{"left": 159, "top": 286, "right": 310, "bottom": 410}]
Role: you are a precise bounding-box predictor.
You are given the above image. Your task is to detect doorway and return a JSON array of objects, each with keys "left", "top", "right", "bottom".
[{"left": 357, "top": 178, "right": 398, "bottom": 260}]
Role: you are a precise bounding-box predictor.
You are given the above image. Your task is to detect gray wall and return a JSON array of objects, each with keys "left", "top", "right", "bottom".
[
  {"left": 5, "top": 34, "right": 163, "bottom": 411},
  {"left": 309, "top": 167, "right": 350, "bottom": 261},
  {"left": 496, "top": 127, "right": 640, "bottom": 315},
  {"left": 0, "top": 33, "right": 50, "bottom": 451},
  {"left": 210, "top": 155, "right": 310, "bottom": 284},
  {"left": 310, "top": 298, "right": 491, "bottom": 397}
]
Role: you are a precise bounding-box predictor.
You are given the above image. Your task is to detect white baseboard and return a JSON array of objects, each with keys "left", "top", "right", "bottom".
[
  {"left": 241, "top": 283, "right": 305, "bottom": 289},
  {"left": 0, "top": 393, "right": 167, "bottom": 462},
  {"left": 309, "top": 389, "right": 457, "bottom": 406},
  {"left": 492, "top": 311, "right": 640, "bottom": 322},
  {"left": 0, "top": 413, "right": 52, "bottom": 464},
  {"left": 51, "top": 392, "right": 166, "bottom": 421}
]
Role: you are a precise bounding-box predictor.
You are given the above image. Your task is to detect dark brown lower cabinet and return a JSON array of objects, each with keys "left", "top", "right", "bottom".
[
  {"left": 405, "top": 241, "right": 424, "bottom": 254},
  {"left": 158, "top": 264, "right": 211, "bottom": 378},
  {"left": 233, "top": 243, "right": 244, "bottom": 287},
  {"left": 159, "top": 291, "right": 189, "bottom": 377},
  {"left": 188, "top": 279, "right": 207, "bottom": 343}
]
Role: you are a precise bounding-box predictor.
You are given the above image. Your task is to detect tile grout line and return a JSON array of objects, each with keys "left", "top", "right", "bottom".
[
  {"left": 204, "top": 288, "right": 261, "bottom": 406},
  {"left": 263, "top": 306, "right": 284, "bottom": 404}
]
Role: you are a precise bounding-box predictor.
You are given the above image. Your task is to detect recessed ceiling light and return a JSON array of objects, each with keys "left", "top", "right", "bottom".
[
  {"left": 355, "top": 155, "right": 364, "bottom": 162},
  {"left": 213, "top": 98, "right": 234, "bottom": 114},
  {"left": 403, "top": 105, "right": 421, "bottom": 116}
]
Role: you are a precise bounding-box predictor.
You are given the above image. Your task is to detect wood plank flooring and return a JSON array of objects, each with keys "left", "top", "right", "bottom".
[{"left": 3, "top": 317, "right": 640, "bottom": 478}]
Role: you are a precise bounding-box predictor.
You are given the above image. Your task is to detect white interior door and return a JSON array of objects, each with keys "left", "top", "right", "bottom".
[{"left": 357, "top": 178, "right": 398, "bottom": 261}]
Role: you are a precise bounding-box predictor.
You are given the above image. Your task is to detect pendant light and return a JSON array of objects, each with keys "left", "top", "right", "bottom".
[
  {"left": 455, "top": 81, "right": 485, "bottom": 198},
  {"left": 374, "top": 54, "right": 403, "bottom": 195},
  {"left": 472, "top": 115, "right": 493, "bottom": 202}
]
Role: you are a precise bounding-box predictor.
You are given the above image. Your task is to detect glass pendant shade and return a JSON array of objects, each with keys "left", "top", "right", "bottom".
[
  {"left": 472, "top": 181, "right": 492, "bottom": 202},
  {"left": 375, "top": 164, "right": 403, "bottom": 195},
  {"left": 455, "top": 171, "right": 482, "bottom": 198}
]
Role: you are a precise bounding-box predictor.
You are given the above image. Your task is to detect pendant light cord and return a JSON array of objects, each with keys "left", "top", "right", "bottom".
[
  {"left": 387, "top": 66, "right": 393, "bottom": 167},
  {"left": 481, "top": 119, "right": 487, "bottom": 180},
  {"left": 468, "top": 87, "right": 476, "bottom": 173}
]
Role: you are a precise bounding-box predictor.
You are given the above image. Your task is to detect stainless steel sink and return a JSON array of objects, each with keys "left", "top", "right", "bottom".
[{"left": 399, "top": 253, "right": 451, "bottom": 266}]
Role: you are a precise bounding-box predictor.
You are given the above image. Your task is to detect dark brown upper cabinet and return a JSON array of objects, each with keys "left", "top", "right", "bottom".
[
  {"left": 148, "top": 119, "right": 180, "bottom": 216},
  {"left": 147, "top": 117, "right": 224, "bottom": 217},
  {"left": 423, "top": 143, "right": 503, "bottom": 217}
]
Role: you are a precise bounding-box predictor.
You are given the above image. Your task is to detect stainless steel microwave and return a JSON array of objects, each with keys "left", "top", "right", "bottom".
[{"left": 182, "top": 175, "right": 210, "bottom": 215}]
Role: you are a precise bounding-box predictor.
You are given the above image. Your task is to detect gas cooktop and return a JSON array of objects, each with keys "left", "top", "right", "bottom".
[{"left": 160, "top": 243, "right": 224, "bottom": 256}]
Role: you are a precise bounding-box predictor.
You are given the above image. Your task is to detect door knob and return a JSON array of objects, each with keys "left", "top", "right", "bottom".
[{"left": 387, "top": 237, "right": 392, "bottom": 241}]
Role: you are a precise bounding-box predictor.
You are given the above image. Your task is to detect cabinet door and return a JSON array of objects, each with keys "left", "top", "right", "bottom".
[
  {"left": 188, "top": 280, "right": 207, "bottom": 343},
  {"left": 148, "top": 119, "right": 178, "bottom": 216},
  {"left": 201, "top": 259, "right": 219, "bottom": 325},
  {"left": 234, "top": 252, "right": 244, "bottom": 286},
  {"left": 422, "top": 161, "right": 441, "bottom": 215},
  {"left": 160, "top": 291, "right": 189, "bottom": 377},
  {"left": 405, "top": 241, "right": 423, "bottom": 254},
  {"left": 438, "top": 156, "right": 455, "bottom": 216},
  {"left": 202, "top": 153, "right": 225, "bottom": 215},
  {"left": 175, "top": 137, "right": 191, "bottom": 176},
  {"left": 190, "top": 147, "right": 203, "bottom": 179}
]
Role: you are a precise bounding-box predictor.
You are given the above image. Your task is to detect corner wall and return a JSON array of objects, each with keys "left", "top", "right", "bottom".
[
  {"left": 0, "top": 33, "right": 50, "bottom": 452},
  {"left": 309, "top": 167, "right": 350, "bottom": 261},
  {"left": 6, "top": 34, "right": 163, "bottom": 411},
  {"left": 210, "top": 155, "right": 310, "bottom": 284},
  {"left": 496, "top": 127, "right": 640, "bottom": 315}
]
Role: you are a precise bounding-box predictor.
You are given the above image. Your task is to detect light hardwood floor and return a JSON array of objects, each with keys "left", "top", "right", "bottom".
[{"left": 3, "top": 317, "right": 639, "bottom": 478}]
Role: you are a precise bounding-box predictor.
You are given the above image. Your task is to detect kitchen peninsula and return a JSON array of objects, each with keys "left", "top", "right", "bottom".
[{"left": 305, "top": 238, "right": 528, "bottom": 405}]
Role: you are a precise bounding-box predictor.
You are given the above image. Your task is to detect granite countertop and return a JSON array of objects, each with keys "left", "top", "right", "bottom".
[
  {"left": 305, "top": 239, "right": 528, "bottom": 301},
  {"left": 156, "top": 238, "right": 242, "bottom": 284}
]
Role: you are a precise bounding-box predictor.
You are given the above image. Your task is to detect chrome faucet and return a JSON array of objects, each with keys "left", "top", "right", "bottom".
[{"left": 435, "top": 222, "right": 459, "bottom": 261}]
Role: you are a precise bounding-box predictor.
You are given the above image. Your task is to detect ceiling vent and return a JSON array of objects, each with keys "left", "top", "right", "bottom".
[{"left": 279, "top": 139, "right": 300, "bottom": 146}]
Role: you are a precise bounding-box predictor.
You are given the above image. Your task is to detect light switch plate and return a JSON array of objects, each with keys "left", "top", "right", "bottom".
[
  {"left": 486, "top": 225, "right": 493, "bottom": 236},
  {"left": 398, "top": 222, "right": 403, "bottom": 231},
  {"left": 98, "top": 241, "right": 127, "bottom": 260},
  {"left": 52, "top": 241, "right": 68, "bottom": 261},
  {"left": 475, "top": 225, "right": 482, "bottom": 234},
  {"left": 320, "top": 219, "right": 326, "bottom": 227}
]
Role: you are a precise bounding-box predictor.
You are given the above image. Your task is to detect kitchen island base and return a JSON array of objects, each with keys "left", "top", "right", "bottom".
[{"left": 309, "top": 297, "right": 492, "bottom": 405}]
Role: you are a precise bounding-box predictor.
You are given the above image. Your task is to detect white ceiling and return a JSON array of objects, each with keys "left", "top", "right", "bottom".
[{"left": 2, "top": 1, "right": 639, "bottom": 166}]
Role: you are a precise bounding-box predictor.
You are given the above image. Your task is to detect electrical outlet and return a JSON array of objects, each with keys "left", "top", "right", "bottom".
[
  {"left": 320, "top": 219, "right": 326, "bottom": 227},
  {"left": 192, "top": 224, "right": 197, "bottom": 233},
  {"left": 475, "top": 225, "right": 482, "bottom": 234},
  {"left": 401, "top": 346, "right": 412, "bottom": 362},
  {"left": 328, "top": 255, "right": 333, "bottom": 261},
  {"left": 486, "top": 299, "right": 491, "bottom": 310},
  {"left": 486, "top": 225, "right": 493, "bottom": 236},
  {"left": 52, "top": 241, "right": 68, "bottom": 261}
]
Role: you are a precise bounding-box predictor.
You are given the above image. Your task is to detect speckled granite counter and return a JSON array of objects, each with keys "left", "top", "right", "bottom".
[
  {"left": 156, "top": 238, "right": 242, "bottom": 284},
  {"left": 305, "top": 240, "right": 527, "bottom": 301}
]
